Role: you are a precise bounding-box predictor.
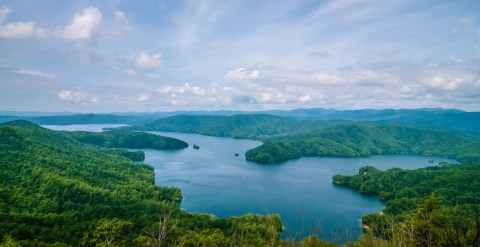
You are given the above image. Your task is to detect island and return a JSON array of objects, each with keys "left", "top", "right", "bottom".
[{"left": 121, "top": 113, "right": 480, "bottom": 164}]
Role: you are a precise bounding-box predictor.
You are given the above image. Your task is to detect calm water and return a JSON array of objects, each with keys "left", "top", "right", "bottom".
[
  {"left": 42, "top": 124, "right": 128, "bottom": 132},
  {"left": 43, "top": 124, "right": 457, "bottom": 242}
]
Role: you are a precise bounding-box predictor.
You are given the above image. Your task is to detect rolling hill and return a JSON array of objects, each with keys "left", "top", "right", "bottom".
[{"left": 245, "top": 122, "right": 480, "bottom": 164}]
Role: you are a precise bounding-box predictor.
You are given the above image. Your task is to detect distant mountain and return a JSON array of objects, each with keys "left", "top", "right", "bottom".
[
  {"left": 0, "top": 113, "right": 153, "bottom": 125},
  {"left": 275, "top": 108, "right": 480, "bottom": 138},
  {"left": 0, "top": 111, "right": 246, "bottom": 125},
  {"left": 1, "top": 108, "right": 479, "bottom": 138},
  {"left": 0, "top": 111, "right": 76, "bottom": 116},
  {"left": 252, "top": 108, "right": 479, "bottom": 138},
  {"left": 31, "top": 113, "right": 145, "bottom": 125}
]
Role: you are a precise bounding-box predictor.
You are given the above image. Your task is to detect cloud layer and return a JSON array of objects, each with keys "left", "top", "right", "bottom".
[{"left": 0, "top": 1, "right": 479, "bottom": 112}]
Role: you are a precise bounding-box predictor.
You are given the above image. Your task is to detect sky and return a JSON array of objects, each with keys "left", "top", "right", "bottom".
[{"left": 0, "top": 0, "right": 479, "bottom": 113}]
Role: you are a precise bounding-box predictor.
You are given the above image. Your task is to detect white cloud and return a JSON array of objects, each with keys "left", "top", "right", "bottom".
[
  {"left": 57, "top": 88, "right": 99, "bottom": 104},
  {"left": 56, "top": 6, "right": 102, "bottom": 40},
  {"left": 0, "top": 6, "right": 47, "bottom": 39},
  {"left": 427, "top": 74, "right": 465, "bottom": 91},
  {"left": 137, "top": 94, "right": 151, "bottom": 102},
  {"left": 147, "top": 73, "right": 161, "bottom": 80},
  {"left": 0, "top": 6, "right": 38, "bottom": 39},
  {"left": 298, "top": 95, "right": 312, "bottom": 102},
  {"left": 113, "top": 10, "right": 132, "bottom": 33},
  {"left": 0, "top": 21, "right": 36, "bottom": 38},
  {"left": 0, "top": 6, "right": 11, "bottom": 24},
  {"left": 222, "top": 86, "right": 234, "bottom": 92},
  {"left": 13, "top": 69, "right": 56, "bottom": 79},
  {"left": 157, "top": 83, "right": 205, "bottom": 96},
  {"left": 225, "top": 68, "right": 260, "bottom": 81},
  {"left": 90, "top": 96, "right": 99, "bottom": 103},
  {"left": 153, "top": 82, "right": 237, "bottom": 107},
  {"left": 136, "top": 52, "right": 164, "bottom": 69},
  {"left": 125, "top": 69, "right": 137, "bottom": 77},
  {"left": 250, "top": 70, "right": 260, "bottom": 79}
]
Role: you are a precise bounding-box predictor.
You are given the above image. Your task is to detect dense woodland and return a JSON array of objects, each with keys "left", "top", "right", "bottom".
[
  {"left": 0, "top": 121, "right": 283, "bottom": 246},
  {"left": 245, "top": 123, "right": 480, "bottom": 164},
  {"left": 129, "top": 114, "right": 349, "bottom": 140},
  {"left": 67, "top": 129, "right": 188, "bottom": 152},
  {"left": 332, "top": 162, "right": 480, "bottom": 246}
]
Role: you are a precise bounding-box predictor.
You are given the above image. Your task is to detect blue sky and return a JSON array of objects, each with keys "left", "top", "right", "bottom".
[{"left": 0, "top": 0, "right": 479, "bottom": 112}]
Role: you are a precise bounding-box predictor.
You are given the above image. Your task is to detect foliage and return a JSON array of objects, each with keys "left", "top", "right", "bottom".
[
  {"left": 130, "top": 114, "right": 348, "bottom": 140},
  {"left": 281, "top": 234, "right": 340, "bottom": 247},
  {"left": 80, "top": 218, "right": 133, "bottom": 247},
  {"left": 246, "top": 123, "right": 480, "bottom": 164},
  {"left": 0, "top": 120, "right": 282, "bottom": 246},
  {"left": 67, "top": 129, "right": 188, "bottom": 150},
  {"left": 333, "top": 161, "right": 480, "bottom": 246},
  {"left": 259, "top": 108, "right": 480, "bottom": 139}
]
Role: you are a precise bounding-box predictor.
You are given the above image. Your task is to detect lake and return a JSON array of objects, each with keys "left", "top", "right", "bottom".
[{"left": 43, "top": 124, "right": 458, "bottom": 242}]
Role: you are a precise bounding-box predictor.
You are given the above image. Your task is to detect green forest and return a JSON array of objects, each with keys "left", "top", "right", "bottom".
[
  {"left": 129, "top": 114, "right": 348, "bottom": 140},
  {"left": 332, "top": 162, "right": 480, "bottom": 246},
  {"left": 1, "top": 119, "right": 480, "bottom": 246},
  {"left": 67, "top": 129, "right": 188, "bottom": 151},
  {"left": 0, "top": 121, "right": 282, "bottom": 246},
  {"left": 245, "top": 123, "right": 480, "bottom": 164}
]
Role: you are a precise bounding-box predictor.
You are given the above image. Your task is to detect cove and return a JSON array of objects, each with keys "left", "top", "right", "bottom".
[{"left": 43, "top": 124, "right": 458, "bottom": 242}]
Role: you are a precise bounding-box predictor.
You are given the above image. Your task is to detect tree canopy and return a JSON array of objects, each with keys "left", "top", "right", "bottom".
[
  {"left": 0, "top": 121, "right": 282, "bottom": 246},
  {"left": 246, "top": 123, "right": 480, "bottom": 164}
]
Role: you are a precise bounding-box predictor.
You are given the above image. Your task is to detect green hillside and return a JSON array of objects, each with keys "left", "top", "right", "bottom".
[
  {"left": 245, "top": 123, "right": 480, "bottom": 164},
  {"left": 332, "top": 163, "right": 480, "bottom": 246},
  {"left": 130, "top": 114, "right": 347, "bottom": 140},
  {"left": 0, "top": 121, "right": 282, "bottom": 246},
  {"left": 67, "top": 129, "right": 188, "bottom": 150}
]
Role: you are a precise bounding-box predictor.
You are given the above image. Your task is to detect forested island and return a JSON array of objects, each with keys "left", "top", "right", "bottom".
[{"left": 121, "top": 114, "right": 480, "bottom": 164}]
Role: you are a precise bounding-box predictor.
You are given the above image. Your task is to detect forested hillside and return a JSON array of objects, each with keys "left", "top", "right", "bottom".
[
  {"left": 261, "top": 108, "right": 480, "bottom": 139},
  {"left": 332, "top": 162, "right": 480, "bottom": 246},
  {"left": 67, "top": 129, "right": 188, "bottom": 150},
  {"left": 245, "top": 123, "right": 480, "bottom": 164},
  {"left": 129, "top": 114, "right": 348, "bottom": 139},
  {"left": 0, "top": 121, "right": 282, "bottom": 246},
  {"left": 2, "top": 108, "right": 479, "bottom": 138}
]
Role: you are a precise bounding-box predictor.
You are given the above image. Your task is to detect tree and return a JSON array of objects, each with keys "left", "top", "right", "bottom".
[
  {"left": 0, "top": 234, "right": 21, "bottom": 247},
  {"left": 81, "top": 218, "right": 133, "bottom": 247},
  {"left": 143, "top": 210, "right": 178, "bottom": 247},
  {"left": 408, "top": 194, "right": 444, "bottom": 247}
]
